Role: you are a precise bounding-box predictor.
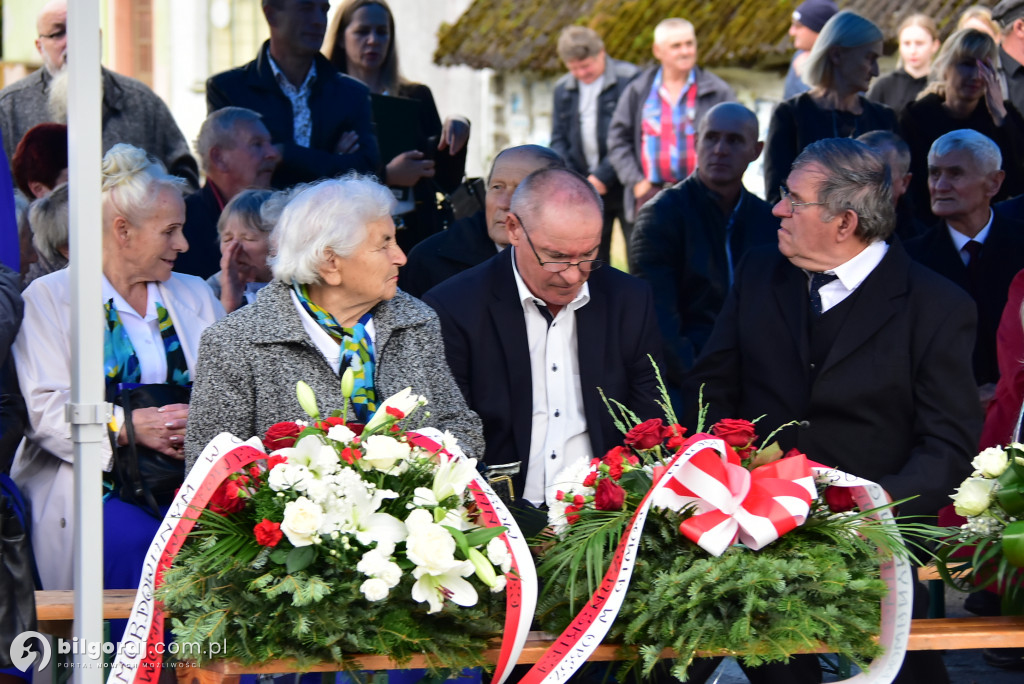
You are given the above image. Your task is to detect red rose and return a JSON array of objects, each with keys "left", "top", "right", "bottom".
[
  {"left": 582, "top": 471, "right": 598, "bottom": 487},
  {"left": 823, "top": 486, "right": 857, "bottom": 513},
  {"left": 594, "top": 478, "right": 626, "bottom": 511},
  {"left": 666, "top": 424, "right": 688, "bottom": 451},
  {"left": 624, "top": 418, "right": 669, "bottom": 450},
  {"left": 603, "top": 445, "right": 630, "bottom": 466},
  {"left": 264, "top": 422, "right": 301, "bottom": 451},
  {"left": 340, "top": 447, "right": 361, "bottom": 464},
  {"left": 254, "top": 519, "right": 283, "bottom": 547},
  {"left": 712, "top": 419, "right": 758, "bottom": 448},
  {"left": 209, "top": 478, "right": 246, "bottom": 515}
]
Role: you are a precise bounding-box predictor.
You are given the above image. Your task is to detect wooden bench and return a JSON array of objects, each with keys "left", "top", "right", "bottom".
[{"left": 34, "top": 588, "right": 1024, "bottom": 684}]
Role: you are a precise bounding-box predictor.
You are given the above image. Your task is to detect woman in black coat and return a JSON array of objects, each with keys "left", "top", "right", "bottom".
[
  {"left": 764, "top": 11, "right": 897, "bottom": 205},
  {"left": 324, "top": 0, "right": 470, "bottom": 253},
  {"left": 900, "top": 28, "right": 1024, "bottom": 222},
  {"left": 866, "top": 13, "right": 940, "bottom": 114}
]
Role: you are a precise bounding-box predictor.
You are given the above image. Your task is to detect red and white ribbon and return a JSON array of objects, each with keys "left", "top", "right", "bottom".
[
  {"left": 521, "top": 435, "right": 912, "bottom": 684},
  {"left": 109, "top": 430, "right": 536, "bottom": 684},
  {"left": 654, "top": 443, "right": 817, "bottom": 555}
]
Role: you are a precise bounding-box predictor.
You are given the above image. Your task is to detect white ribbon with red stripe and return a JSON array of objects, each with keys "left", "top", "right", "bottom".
[
  {"left": 108, "top": 430, "right": 535, "bottom": 684},
  {"left": 521, "top": 435, "right": 912, "bottom": 684}
]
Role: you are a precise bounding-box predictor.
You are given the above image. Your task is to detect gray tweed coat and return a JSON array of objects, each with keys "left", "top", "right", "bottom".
[{"left": 184, "top": 281, "right": 484, "bottom": 469}]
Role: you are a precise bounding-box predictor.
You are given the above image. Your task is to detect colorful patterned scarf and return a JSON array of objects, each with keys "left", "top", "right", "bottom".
[
  {"left": 104, "top": 299, "right": 190, "bottom": 391},
  {"left": 292, "top": 282, "right": 377, "bottom": 421}
]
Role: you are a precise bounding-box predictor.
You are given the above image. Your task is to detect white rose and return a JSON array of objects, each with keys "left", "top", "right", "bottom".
[
  {"left": 360, "top": 578, "right": 390, "bottom": 602},
  {"left": 362, "top": 435, "right": 411, "bottom": 473},
  {"left": 281, "top": 496, "right": 325, "bottom": 547},
  {"left": 972, "top": 447, "right": 1010, "bottom": 478},
  {"left": 268, "top": 463, "right": 312, "bottom": 492},
  {"left": 952, "top": 477, "right": 997, "bottom": 517},
  {"left": 327, "top": 424, "right": 357, "bottom": 444},
  {"left": 405, "top": 510, "right": 461, "bottom": 575}
]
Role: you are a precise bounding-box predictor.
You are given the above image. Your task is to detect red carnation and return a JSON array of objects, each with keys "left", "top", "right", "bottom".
[
  {"left": 248, "top": 465, "right": 262, "bottom": 479},
  {"left": 254, "top": 519, "right": 283, "bottom": 547},
  {"left": 555, "top": 490, "right": 566, "bottom": 501},
  {"left": 340, "top": 447, "right": 361, "bottom": 464},
  {"left": 712, "top": 418, "right": 757, "bottom": 448},
  {"left": 565, "top": 504, "right": 582, "bottom": 525},
  {"left": 823, "top": 486, "right": 857, "bottom": 513},
  {"left": 572, "top": 494, "right": 585, "bottom": 506},
  {"left": 625, "top": 418, "right": 669, "bottom": 450},
  {"left": 266, "top": 454, "right": 288, "bottom": 471},
  {"left": 582, "top": 471, "right": 598, "bottom": 487},
  {"left": 264, "top": 422, "right": 301, "bottom": 451},
  {"left": 608, "top": 460, "right": 624, "bottom": 480},
  {"left": 666, "top": 424, "right": 688, "bottom": 451},
  {"left": 603, "top": 445, "right": 630, "bottom": 466},
  {"left": 594, "top": 478, "right": 626, "bottom": 511},
  {"left": 314, "top": 416, "right": 347, "bottom": 431},
  {"left": 386, "top": 406, "right": 405, "bottom": 419}
]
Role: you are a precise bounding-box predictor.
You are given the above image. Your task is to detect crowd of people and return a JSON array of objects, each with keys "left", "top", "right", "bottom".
[{"left": 4, "top": 0, "right": 1024, "bottom": 681}]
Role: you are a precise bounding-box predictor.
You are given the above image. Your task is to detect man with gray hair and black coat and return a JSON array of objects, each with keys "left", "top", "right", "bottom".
[
  {"left": 178, "top": 107, "right": 281, "bottom": 279},
  {"left": 906, "top": 129, "right": 1024, "bottom": 401},
  {"left": 687, "top": 137, "right": 976, "bottom": 683}
]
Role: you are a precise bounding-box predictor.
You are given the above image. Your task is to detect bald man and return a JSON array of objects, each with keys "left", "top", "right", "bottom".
[
  {"left": 400, "top": 145, "right": 564, "bottom": 297},
  {"left": 0, "top": 0, "right": 198, "bottom": 188},
  {"left": 630, "top": 103, "right": 778, "bottom": 402},
  {"left": 423, "top": 168, "right": 664, "bottom": 530}
]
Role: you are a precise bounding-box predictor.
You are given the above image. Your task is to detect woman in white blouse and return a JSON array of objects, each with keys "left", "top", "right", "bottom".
[{"left": 11, "top": 144, "right": 224, "bottom": 590}]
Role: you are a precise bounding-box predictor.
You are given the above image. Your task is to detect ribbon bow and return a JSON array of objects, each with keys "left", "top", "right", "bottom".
[{"left": 652, "top": 438, "right": 817, "bottom": 556}]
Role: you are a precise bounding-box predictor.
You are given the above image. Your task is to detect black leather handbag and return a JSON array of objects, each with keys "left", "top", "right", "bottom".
[
  {"left": 0, "top": 474, "right": 38, "bottom": 668},
  {"left": 108, "top": 383, "right": 191, "bottom": 517}
]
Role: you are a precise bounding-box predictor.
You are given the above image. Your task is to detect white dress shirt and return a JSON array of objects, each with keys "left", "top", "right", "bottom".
[
  {"left": 812, "top": 240, "right": 889, "bottom": 314},
  {"left": 577, "top": 74, "right": 605, "bottom": 171},
  {"left": 947, "top": 210, "right": 994, "bottom": 265},
  {"left": 510, "top": 249, "right": 592, "bottom": 506}
]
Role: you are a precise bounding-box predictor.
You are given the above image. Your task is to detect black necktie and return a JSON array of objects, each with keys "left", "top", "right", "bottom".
[
  {"left": 963, "top": 240, "right": 983, "bottom": 297},
  {"left": 809, "top": 272, "right": 839, "bottom": 316}
]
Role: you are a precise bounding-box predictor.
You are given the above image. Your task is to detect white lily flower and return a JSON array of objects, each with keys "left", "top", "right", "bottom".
[
  {"left": 411, "top": 561, "right": 478, "bottom": 613},
  {"left": 431, "top": 452, "right": 478, "bottom": 502},
  {"left": 362, "top": 435, "right": 412, "bottom": 474}
]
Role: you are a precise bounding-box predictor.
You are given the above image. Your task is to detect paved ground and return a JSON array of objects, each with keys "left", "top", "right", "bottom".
[{"left": 704, "top": 586, "right": 1022, "bottom": 683}]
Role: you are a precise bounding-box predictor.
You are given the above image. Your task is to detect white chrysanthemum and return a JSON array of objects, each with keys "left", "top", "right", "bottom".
[
  {"left": 487, "top": 537, "right": 512, "bottom": 573},
  {"left": 326, "top": 423, "right": 357, "bottom": 444},
  {"left": 357, "top": 548, "right": 402, "bottom": 587},
  {"left": 360, "top": 578, "right": 390, "bottom": 602}
]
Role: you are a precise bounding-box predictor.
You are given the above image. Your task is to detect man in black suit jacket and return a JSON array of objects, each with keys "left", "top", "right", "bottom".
[
  {"left": 423, "top": 168, "right": 664, "bottom": 517},
  {"left": 905, "top": 129, "right": 1024, "bottom": 392},
  {"left": 205, "top": 0, "right": 378, "bottom": 188},
  {"left": 631, "top": 103, "right": 778, "bottom": 402},
  {"left": 689, "top": 138, "right": 978, "bottom": 683},
  {"left": 550, "top": 26, "right": 638, "bottom": 262}
]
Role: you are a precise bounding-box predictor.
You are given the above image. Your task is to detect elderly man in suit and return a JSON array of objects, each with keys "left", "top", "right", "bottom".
[
  {"left": 423, "top": 168, "right": 664, "bottom": 527},
  {"left": 687, "top": 137, "right": 977, "bottom": 683},
  {"left": 906, "top": 129, "right": 1024, "bottom": 403}
]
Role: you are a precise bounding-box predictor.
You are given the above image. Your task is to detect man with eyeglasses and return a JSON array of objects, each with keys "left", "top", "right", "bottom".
[
  {"left": 686, "top": 137, "right": 977, "bottom": 683},
  {"left": 423, "top": 167, "right": 664, "bottom": 531},
  {"left": 0, "top": 0, "right": 199, "bottom": 189}
]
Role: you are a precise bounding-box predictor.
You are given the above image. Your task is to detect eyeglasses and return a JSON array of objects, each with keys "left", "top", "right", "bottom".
[
  {"left": 39, "top": 28, "right": 66, "bottom": 40},
  {"left": 512, "top": 213, "right": 603, "bottom": 273},
  {"left": 779, "top": 186, "right": 826, "bottom": 213}
]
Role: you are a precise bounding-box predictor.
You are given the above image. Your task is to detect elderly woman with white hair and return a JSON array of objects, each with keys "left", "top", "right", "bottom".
[
  {"left": 184, "top": 174, "right": 484, "bottom": 469},
  {"left": 764, "top": 10, "right": 898, "bottom": 204},
  {"left": 11, "top": 144, "right": 224, "bottom": 590}
]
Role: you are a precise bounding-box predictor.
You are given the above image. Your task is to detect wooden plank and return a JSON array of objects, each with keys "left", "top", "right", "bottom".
[{"left": 34, "top": 589, "right": 137, "bottom": 620}]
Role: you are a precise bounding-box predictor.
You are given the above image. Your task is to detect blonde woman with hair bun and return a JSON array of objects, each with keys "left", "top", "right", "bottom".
[
  {"left": 866, "top": 14, "right": 941, "bottom": 113},
  {"left": 10, "top": 143, "right": 224, "bottom": 591}
]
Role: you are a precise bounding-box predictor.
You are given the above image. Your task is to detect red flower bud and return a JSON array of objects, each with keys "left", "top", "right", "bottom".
[
  {"left": 582, "top": 471, "right": 598, "bottom": 487},
  {"left": 823, "top": 486, "right": 857, "bottom": 513}
]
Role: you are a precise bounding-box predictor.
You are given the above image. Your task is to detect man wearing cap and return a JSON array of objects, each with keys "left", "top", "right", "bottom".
[
  {"left": 784, "top": 0, "right": 840, "bottom": 99},
  {"left": 994, "top": 0, "right": 1024, "bottom": 117}
]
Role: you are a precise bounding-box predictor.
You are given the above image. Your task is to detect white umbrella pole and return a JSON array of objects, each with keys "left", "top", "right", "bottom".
[{"left": 67, "top": 0, "right": 106, "bottom": 680}]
